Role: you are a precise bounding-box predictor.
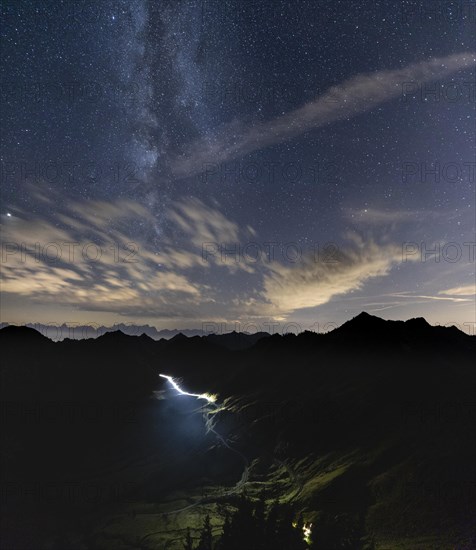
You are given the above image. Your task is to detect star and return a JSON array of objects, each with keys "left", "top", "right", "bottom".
[{"left": 0, "top": 0, "right": 473, "bottom": 331}]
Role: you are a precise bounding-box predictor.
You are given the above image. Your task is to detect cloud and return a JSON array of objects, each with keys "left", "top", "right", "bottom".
[
  {"left": 170, "top": 53, "right": 476, "bottom": 178},
  {"left": 68, "top": 199, "right": 155, "bottom": 227},
  {"left": 168, "top": 197, "right": 242, "bottom": 247},
  {"left": 4, "top": 189, "right": 466, "bottom": 323},
  {"left": 235, "top": 236, "right": 408, "bottom": 319},
  {"left": 0, "top": 194, "right": 208, "bottom": 317},
  {"left": 345, "top": 208, "right": 441, "bottom": 225},
  {"left": 438, "top": 284, "right": 476, "bottom": 297},
  {"left": 0, "top": 191, "right": 257, "bottom": 319},
  {"left": 167, "top": 197, "right": 256, "bottom": 273},
  {"left": 388, "top": 291, "right": 473, "bottom": 303}
]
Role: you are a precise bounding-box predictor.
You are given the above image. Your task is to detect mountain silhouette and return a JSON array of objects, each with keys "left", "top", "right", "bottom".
[
  {"left": 1, "top": 313, "right": 475, "bottom": 549},
  {"left": 0, "top": 323, "right": 50, "bottom": 342}
]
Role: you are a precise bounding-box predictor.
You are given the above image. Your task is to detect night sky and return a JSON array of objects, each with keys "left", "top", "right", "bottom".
[{"left": 1, "top": 0, "right": 475, "bottom": 333}]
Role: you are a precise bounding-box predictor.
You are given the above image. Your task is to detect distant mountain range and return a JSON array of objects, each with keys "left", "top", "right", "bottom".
[
  {"left": 0, "top": 321, "right": 207, "bottom": 340},
  {"left": 1, "top": 311, "right": 474, "bottom": 403},
  {"left": 0, "top": 311, "right": 472, "bottom": 344}
]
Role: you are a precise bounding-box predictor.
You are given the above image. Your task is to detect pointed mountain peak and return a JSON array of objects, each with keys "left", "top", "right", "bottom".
[
  {"left": 353, "top": 311, "right": 375, "bottom": 321},
  {"left": 331, "top": 312, "right": 388, "bottom": 338},
  {"left": 346, "top": 311, "right": 384, "bottom": 326},
  {"left": 170, "top": 332, "right": 188, "bottom": 341},
  {"left": 97, "top": 330, "right": 129, "bottom": 341},
  {"left": 405, "top": 317, "right": 431, "bottom": 329}
]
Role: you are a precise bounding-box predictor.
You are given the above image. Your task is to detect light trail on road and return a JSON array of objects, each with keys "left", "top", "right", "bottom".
[
  {"left": 155, "top": 372, "right": 251, "bottom": 518},
  {"left": 140, "top": 370, "right": 302, "bottom": 550},
  {"left": 159, "top": 374, "right": 217, "bottom": 403}
]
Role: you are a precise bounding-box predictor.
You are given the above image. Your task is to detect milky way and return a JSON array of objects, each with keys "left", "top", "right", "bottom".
[{"left": 1, "top": 0, "right": 475, "bottom": 332}]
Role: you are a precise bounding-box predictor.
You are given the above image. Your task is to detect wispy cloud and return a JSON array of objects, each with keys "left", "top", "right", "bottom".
[
  {"left": 438, "top": 284, "right": 476, "bottom": 297},
  {"left": 168, "top": 197, "right": 255, "bottom": 248},
  {"left": 344, "top": 208, "right": 441, "bottom": 225},
  {"left": 167, "top": 197, "right": 256, "bottom": 273},
  {"left": 232, "top": 236, "right": 409, "bottom": 319},
  {"left": 0, "top": 191, "right": 257, "bottom": 318},
  {"left": 388, "top": 291, "right": 473, "bottom": 303},
  {"left": 170, "top": 53, "right": 475, "bottom": 179},
  {"left": 3, "top": 188, "right": 470, "bottom": 322}
]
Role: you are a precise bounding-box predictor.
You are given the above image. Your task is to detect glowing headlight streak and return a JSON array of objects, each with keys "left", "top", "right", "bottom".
[
  {"left": 292, "top": 521, "right": 313, "bottom": 545},
  {"left": 303, "top": 523, "right": 312, "bottom": 545},
  {"left": 159, "top": 374, "right": 217, "bottom": 403}
]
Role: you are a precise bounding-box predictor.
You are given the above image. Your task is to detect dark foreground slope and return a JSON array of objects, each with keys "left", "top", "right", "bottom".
[{"left": 0, "top": 314, "right": 475, "bottom": 550}]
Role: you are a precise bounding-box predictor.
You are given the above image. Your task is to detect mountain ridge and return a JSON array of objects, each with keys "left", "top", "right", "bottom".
[
  {"left": 1, "top": 311, "right": 475, "bottom": 549},
  {"left": 1, "top": 312, "right": 473, "bottom": 347}
]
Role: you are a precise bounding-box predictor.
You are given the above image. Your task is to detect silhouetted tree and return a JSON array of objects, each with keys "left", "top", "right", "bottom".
[
  {"left": 228, "top": 492, "right": 256, "bottom": 548},
  {"left": 216, "top": 511, "right": 232, "bottom": 550},
  {"left": 185, "top": 495, "right": 311, "bottom": 550},
  {"left": 264, "top": 498, "right": 280, "bottom": 547},
  {"left": 295, "top": 512, "right": 303, "bottom": 529},
  {"left": 275, "top": 503, "right": 308, "bottom": 550},
  {"left": 253, "top": 488, "right": 267, "bottom": 549},
  {"left": 196, "top": 515, "right": 212, "bottom": 550},
  {"left": 310, "top": 512, "right": 361, "bottom": 550},
  {"left": 184, "top": 527, "right": 194, "bottom": 550}
]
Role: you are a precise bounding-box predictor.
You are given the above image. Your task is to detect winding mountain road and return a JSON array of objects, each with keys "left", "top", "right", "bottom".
[{"left": 137, "top": 374, "right": 300, "bottom": 548}]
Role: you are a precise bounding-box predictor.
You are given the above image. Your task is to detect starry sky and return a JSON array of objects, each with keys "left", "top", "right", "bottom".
[{"left": 1, "top": 0, "right": 475, "bottom": 333}]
